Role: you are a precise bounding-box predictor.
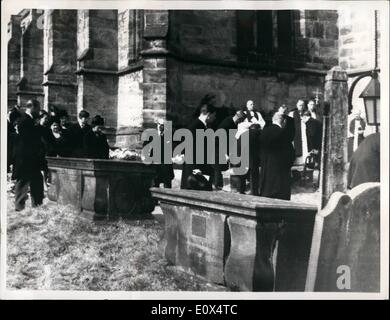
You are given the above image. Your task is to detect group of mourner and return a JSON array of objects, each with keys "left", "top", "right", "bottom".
[
  {"left": 7, "top": 100, "right": 109, "bottom": 211},
  {"left": 7, "top": 94, "right": 325, "bottom": 212},
  {"left": 155, "top": 94, "right": 322, "bottom": 199}
]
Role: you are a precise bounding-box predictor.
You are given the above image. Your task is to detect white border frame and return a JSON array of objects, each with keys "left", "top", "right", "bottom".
[{"left": 1, "top": 0, "right": 389, "bottom": 300}]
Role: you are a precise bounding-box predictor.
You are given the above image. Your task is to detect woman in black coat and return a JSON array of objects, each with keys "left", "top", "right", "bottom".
[
  {"left": 83, "top": 115, "right": 110, "bottom": 159},
  {"left": 48, "top": 117, "right": 72, "bottom": 157}
]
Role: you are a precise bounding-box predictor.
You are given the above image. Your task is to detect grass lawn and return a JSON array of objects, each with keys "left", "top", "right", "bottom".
[
  {"left": 6, "top": 170, "right": 318, "bottom": 291},
  {"left": 6, "top": 189, "right": 228, "bottom": 291}
]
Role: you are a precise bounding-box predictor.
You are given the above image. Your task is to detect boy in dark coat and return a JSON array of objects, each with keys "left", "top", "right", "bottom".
[
  {"left": 83, "top": 115, "right": 110, "bottom": 159},
  {"left": 68, "top": 110, "right": 92, "bottom": 157}
]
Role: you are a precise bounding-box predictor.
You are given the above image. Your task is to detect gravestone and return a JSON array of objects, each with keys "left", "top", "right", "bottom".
[
  {"left": 305, "top": 182, "right": 380, "bottom": 292},
  {"left": 151, "top": 188, "right": 317, "bottom": 291}
]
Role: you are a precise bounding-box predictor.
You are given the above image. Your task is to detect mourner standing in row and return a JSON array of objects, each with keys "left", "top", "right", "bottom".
[
  {"left": 7, "top": 106, "right": 22, "bottom": 175},
  {"left": 13, "top": 100, "right": 45, "bottom": 211},
  {"left": 307, "top": 99, "right": 319, "bottom": 120},
  {"left": 289, "top": 99, "right": 306, "bottom": 159},
  {"left": 302, "top": 110, "right": 322, "bottom": 155},
  {"left": 68, "top": 110, "right": 92, "bottom": 157},
  {"left": 48, "top": 117, "right": 72, "bottom": 157},
  {"left": 83, "top": 115, "right": 110, "bottom": 159},
  {"left": 347, "top": 110, "right": 366, "bottom": 160}
]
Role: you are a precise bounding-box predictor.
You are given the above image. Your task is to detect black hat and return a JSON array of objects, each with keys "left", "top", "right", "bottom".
[
  {"left": 91, "top": 115, "right": 104, "bottom": 127},
  {"left": 8, "top": 106, "right": 22, "bottom": 124},
  {"left": 78, "top": 110, "right": 90, "bottom": 119}
]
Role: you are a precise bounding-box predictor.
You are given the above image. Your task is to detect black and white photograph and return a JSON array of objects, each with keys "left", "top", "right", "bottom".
[{"left": 0, "top": 0, "right": 388, "bottom": 300}]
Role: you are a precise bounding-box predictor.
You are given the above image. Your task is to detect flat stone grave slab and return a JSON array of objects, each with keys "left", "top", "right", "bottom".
[
  {"left": 47, "top": 157, "right": 156, "bottom": 221},
  {"left": 151, "top": 188, "right": 318, "bottom": 291}
]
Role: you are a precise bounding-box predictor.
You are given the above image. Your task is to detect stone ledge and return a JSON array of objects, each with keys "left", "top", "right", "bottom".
[
  {"left": 117, "top": 60, "right": 144, "bottom": 75},
  {"left": 167, "top": 50, "right": 329, "bottom": 76},
  {"left": 42, "top": 80, "right": 77, "bottom": 87},
  {"left": 47, "top": 156, "right": 154, "bottom": 173},
  {"left": 150, "top": 188, "right": 317, "bottom": 220},
  {"left": 47, "top": 157, "right": 157, "bottom": 220},
  {"left": 152, "top": 187, "right": 318, "bottom": 291},
  {"left": 75, "top": 68, "right": 117, "bottom": 75}
]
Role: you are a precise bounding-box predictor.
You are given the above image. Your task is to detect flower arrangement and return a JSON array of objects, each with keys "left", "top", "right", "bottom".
[{"left": 109, "top": 148, "right": 141, "bottom": 161}]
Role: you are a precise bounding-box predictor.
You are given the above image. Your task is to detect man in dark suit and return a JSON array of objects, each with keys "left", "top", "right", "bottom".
[
  {"left": 181, "top": 104, "right": 218, "bottom": 189},
  {"left": 7, "top": 105, "right": 22, "bottom": 174},
  {"left": 13, "top": 100, "right": 45, "bottom": 211},
  {"left": 302, "top": 111, "right": 322, "bottom": 153},
  {"left": 67, "top": 110, "right": 92, "bottom": 157},
  {"left": 289, "top": 99, "right": 306, "bottom": 158},
  {"left": 153, "top": 119, "right": 175, "bottom": 188},
  {"left": 259, "top": 108, "right": 296, "bottom": 200}
]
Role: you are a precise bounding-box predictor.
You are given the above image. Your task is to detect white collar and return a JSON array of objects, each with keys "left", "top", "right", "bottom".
[
  {"left": 25, "top": 111, "right": 34, "bottom": 119},
  {"left": 78, "top": 119, "right": 85, "bottom": 128},
  {"left": 273, "top": 122, "right": 282, "bottom": 128},
  {"left": 198, "top": 114, "right": 208, "bottom": 127}
]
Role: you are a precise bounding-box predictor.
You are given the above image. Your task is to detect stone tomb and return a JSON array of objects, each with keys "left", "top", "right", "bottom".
[
  {"left": 47, "top": 157, "right": 156, "bottom": 220},
  {"left": 151, "top": 188, "right": 317, "bottom": 291}
]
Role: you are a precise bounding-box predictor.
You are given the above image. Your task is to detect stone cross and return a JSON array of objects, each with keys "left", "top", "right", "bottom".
[
  {"left": 319, "top": 67, "right": 349, "bottom": 208},
  {"left": 312, "top": 88, "right": 323, "bottom": 105}
]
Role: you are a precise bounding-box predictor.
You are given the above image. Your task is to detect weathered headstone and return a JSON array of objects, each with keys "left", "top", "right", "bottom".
[{"left": 305, "top": 182, "right": 380, "bottom": 292}]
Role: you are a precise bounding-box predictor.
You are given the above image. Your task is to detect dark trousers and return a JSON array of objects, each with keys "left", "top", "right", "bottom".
[
  {"left": 14, "top": 171, "right": 44, "bottom": 210},
  {"left": 230, "top": 167, "right": 260, "bottom": 195}
]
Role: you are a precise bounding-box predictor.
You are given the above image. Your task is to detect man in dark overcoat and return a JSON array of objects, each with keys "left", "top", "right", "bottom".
[
  {"left": 302, "top": 111, "right": 322, "bottom": 153},
  {"left": 259, "top": 109, "right": 295, "bottom": 200},
  {"left": 13, "top": 100, "right": 45, "bottom": 210},
  {"left": 67, "top": 110, "right": 92, "bottom": 157}
]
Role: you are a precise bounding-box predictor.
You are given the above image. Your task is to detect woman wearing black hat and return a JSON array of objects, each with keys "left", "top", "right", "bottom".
[
  {"left": 48, "top": 117, "right": 72, "bottom": 157},
  {"left": 83, "top": 115, "right": 110, "bottom": 159}
]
